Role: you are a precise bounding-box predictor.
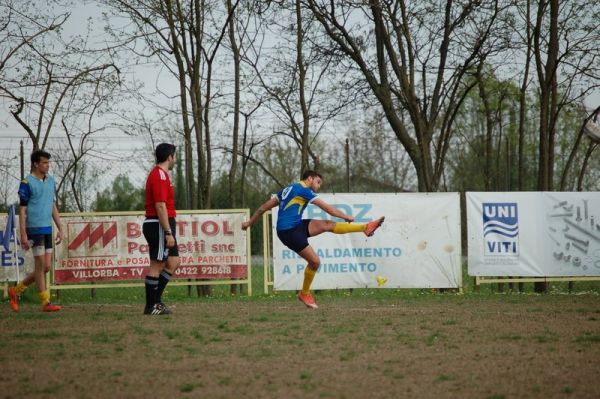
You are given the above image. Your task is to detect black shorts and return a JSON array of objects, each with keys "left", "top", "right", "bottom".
[
  {"left": 27, "top": 233, "right": 53, "bottom": 249},
  {"left": 142, "top": 217, "right": 179, "bottom": 261},
  {"left": 277, "top": 219, "right": 312, "bottom": 253}
]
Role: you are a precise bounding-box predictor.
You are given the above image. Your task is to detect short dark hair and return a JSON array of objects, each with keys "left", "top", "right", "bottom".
[
  {"left": 31, "top": 150, "right": 51, "bottom": 166},
  {"left": 301, "top": 170, "right": 322, "bottom": 180},
  {"left": 155, "top": 143, "right": 176, "bottom": 163}
]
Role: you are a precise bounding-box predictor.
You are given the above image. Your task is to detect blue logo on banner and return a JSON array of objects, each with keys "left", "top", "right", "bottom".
[
  {"left": 482, "top": 203, "right": 519, "bottom": 256},
  {"left": 306, "top": 203, "right": 372, "bottom": 223}
]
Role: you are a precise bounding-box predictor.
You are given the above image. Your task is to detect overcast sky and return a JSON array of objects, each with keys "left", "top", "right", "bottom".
[{"left": 1, "top": 1, "right": 599, "bottom": 206}]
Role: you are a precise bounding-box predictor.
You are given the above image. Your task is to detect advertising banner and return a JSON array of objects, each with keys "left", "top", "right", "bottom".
[
  {"left": 272, "top": 193, "right": 462, "bottom": 290},
  {"left": 0, "top": 210, "right": 34, "bottom": 281},
  {"left": 467, "top": 192, "right": 600, "bottom": 276},
  {"left": 54, "top": 212, "right": 248, "bottom": 283}
]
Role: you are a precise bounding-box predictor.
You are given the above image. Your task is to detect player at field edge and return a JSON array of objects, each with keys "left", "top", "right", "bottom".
[
  {"left": 9, "top": 150, "right": 64, "bottom": 312},
  {"left": 142, "top": 143, "right": 180, "bottom": 315},
  {"left": 242, "top": 170, "right": 384, "bottom": 309}
]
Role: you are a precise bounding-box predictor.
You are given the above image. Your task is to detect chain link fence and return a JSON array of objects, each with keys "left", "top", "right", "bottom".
[
  {"left": 56, "top": 154, "right": 151, "bottom": 212},
  {"left": 0, "top": 137, "right": 153, "bottom": 212}
]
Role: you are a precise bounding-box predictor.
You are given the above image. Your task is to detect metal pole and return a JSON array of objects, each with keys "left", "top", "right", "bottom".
[
  {"left": 506, "top": 136, "right": 510, "bottom": 191},
  {"left": 20, "top": 140, "right": 24, "bottom": 180},
  {"left": 10, "top": 205, "right": 20, "bottom": 283},
  {"left": 345, "top": 138, "right": 350, "bottom": 192},
  {"left": 345, "top": 138, "right": 352, "bottom": 294}
]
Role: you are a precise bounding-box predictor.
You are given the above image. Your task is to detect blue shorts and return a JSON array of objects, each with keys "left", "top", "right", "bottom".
[{"left": 277, "top": 219, "right": 312, "bottom": 253}]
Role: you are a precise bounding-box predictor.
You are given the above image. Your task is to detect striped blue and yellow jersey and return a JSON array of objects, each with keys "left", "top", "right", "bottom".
[{"left": 275, "top": 181, "right": 318, "bottom": 231}]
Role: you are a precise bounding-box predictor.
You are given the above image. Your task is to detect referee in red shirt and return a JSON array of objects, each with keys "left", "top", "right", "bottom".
[{"left": 142, "top": 143, "right": 180, "bottom": 315}]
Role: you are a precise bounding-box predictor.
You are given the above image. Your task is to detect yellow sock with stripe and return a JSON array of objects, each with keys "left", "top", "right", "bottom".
[
  {"left": 332, "top": 222, "right": 366, "bottom": 234},
  {"left": 301, "top": 267, "right": 316, "bottom": 295},
  {"left": 38, "top": 290, "right": 50, "bottom": 306},
  {"left": 14, "top": 281, "right": 28, "bottom": 295}
]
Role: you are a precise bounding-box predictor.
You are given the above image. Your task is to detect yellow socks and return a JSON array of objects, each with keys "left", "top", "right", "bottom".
[
  {"left": 15, "top": 284, "right": 52, "bottom": 306},
  {"left": 38, "top": 290, "right": 50, "bottom": 306},
  {"left": 332, "top": 222, "right": 366, "bottom": 234},
  {"left": 14, "top": 281, "right": 28, "bottom": 295},
  {"left": 301, "top": 267, "right": 316, "bottom": 294}
]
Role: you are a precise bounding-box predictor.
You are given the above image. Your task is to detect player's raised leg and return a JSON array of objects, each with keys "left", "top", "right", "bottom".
[{"left": 307, "top": 217, "right": 385, "bottom": 237}]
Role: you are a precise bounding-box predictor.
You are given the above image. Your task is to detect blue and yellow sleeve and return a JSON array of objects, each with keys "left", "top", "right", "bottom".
[{"left": 18, "top": 179, "right": 30, "bottom": 206}]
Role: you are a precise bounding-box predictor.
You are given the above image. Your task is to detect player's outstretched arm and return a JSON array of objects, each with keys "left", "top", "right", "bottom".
[
  {"left": 242, "top": 197, "right": 279, "bottom": 230},
  {"left": 312, "top": 198, "right": 354, "bottom": 223}
]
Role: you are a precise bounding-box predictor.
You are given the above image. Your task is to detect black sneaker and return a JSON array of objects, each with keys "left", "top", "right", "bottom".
[
  {"left": 157, "top": 302, "right": 172, "bottom": 315},
  {"left": 143, "top": 303, "right": 170, "bottom": 315}
]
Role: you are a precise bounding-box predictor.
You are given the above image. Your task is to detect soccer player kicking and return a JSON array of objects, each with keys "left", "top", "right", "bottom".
[
  {"left": 242, "top": 170, "right": 384, "bottom": 309},
  {"left": 9, "top": 150, "right": 64, "bottom": 312}
]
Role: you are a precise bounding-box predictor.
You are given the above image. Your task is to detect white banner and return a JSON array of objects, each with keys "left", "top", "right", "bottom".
[
  {"left": 54, "top": 211, "right": 249, "bottom": 283},
  {"left": 0, "top": 214, "right": 34, "bottom": 282},
  {"left": 467, "top": 192, "right": 600, "bottom": 276},
  {"left": 272, "top": 193, "right": 462, "bottom": 290}
]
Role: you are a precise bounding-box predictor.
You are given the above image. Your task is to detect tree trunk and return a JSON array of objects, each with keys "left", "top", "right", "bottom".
[
  {"left": 533, "top": 0, "right": 559, "bottom": 293},
  {"left": 296, "top": 0, "right": 310, "bottom": 173},
  {"left": 228, "top": 0, "right": 240, "bottom": 208},
  {"left": 477, "top": 67, "right": 494, "bottom": 190},
  {"left": 517, "top": 0, "right": 532, "bottom": 191}
]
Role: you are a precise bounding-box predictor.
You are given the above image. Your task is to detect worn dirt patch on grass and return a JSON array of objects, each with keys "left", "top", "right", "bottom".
[{"left": 1, "top": 295, "right": 599, "bottom": 398}]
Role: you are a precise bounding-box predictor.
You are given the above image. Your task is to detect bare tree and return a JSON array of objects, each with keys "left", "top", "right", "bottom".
[
  {"left": 0, "top": 2, "right": 68, "bottom": 147},
  {"left": 104, "top": 0, "right": 239, "bottom": 209},
  {"left": 240, "top": 1, "right": 353, "bottom": 177},
  {"left": 302, "top": 1, "right": 509, "bottom": 192},
  {"left": 534, "top": 0, "right": 558, "bottom": 190},
  {"left": 562, "top": 105, "right": 600, "bottom": 190},
  {"left": 529, "top": 0, "right": 600, "bottom": 190},
  {"left": 227, "top": 0, "right": 241, "bottom": 207},
  {"left": 1, "top": 1, "right": 122, "bottom": 210},
  {"left": 514, "top": 0, "right": 534, "bottom": 191}
]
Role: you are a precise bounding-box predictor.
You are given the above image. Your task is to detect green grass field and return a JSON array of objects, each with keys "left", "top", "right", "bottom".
[
  {"left": 11, "top": 262, "right": 599, "bottom": 306},
  {"left": 2, "top": 266, "right": 600, "bottom": 398},
  {"left": 50, "top": 262, "right": 600, "bottom": 307}
]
